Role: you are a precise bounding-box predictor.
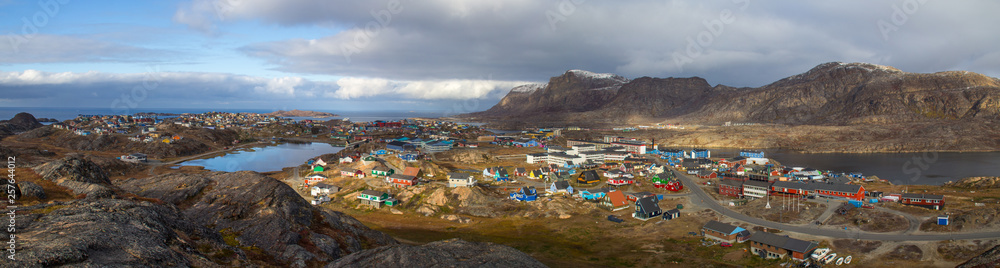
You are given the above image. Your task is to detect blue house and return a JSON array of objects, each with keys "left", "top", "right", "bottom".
[
  {"left": 494, "top": 169, "right": 510, "bottom": 182},
  {"left": 633, "top": 196, "right": 662, "bottom": 220},
  {"left": 548, "top": 180, "right": 574, "bottom": 194},
  {"left": 399, "top": 152, "right": 418, "bottom": 162},
  {"left": 739, "top": 150, "right": 765, "bottom": 158},
  {"left": 372, "top": 149, "right": 388, "bottom": 155},
  {"left": 579, "top": 188, "right": 610, "bottom": 200},
  {"left": 387, "top": 141, "right": 414, "bottom": 152},
  {"left": 509, "top": 186, "right": 538, "bottom": 201},
  {"left": 687, "top": 149, "right": 710, "bottom": 158},
  {"left": 661, "top": 149, "right": 685, "bottom": 158}
]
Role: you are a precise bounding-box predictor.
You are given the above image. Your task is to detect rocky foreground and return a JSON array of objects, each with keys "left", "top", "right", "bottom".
[
  {"left": 4, "top": 156, "right": 543, "bottom": 267},
  {"left": 327, "top": 239, "right": 547, "bottom": 268}
]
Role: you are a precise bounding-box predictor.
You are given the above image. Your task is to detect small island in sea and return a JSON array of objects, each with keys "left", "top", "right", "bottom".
[{"left": 264, "top": 109, "right": 338, "bottom": 118}]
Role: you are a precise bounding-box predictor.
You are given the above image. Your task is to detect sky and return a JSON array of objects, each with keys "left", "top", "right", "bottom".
[{"left": 1, "top": 0, "right": 998, "bottom": 114}]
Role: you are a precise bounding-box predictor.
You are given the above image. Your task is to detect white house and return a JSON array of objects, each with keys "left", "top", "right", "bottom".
[
  {"left": 311, "top": 195, "right": 331, "bottom": 205},
  {"left": 526, "top": 153, "right": 547, "bottom": 164},
  {"left": 339, "top": 157, "right": 353, "bottom": 163},
  {"left": 305, "top": 174, "right": 328, "bottom": 184},
  {"left": 311, "top": 183, "right": 338, "bottom": 196},
  {"left": 448, "top": 172, "right": 475, "bottom": 187},
  {"left": 746, "top": 157, "right": 769, "bottom": 165}
]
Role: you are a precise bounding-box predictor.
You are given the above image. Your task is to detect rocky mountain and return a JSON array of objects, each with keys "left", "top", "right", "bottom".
[
  {"left": 467, "top": 62, "right": 1000, "bottom": 127},
  {"left": 0, "top": 112, "right": 44, "bottom": 138},
  {"left": 483, "top": 70, "right": 628, "bottom": 117}
]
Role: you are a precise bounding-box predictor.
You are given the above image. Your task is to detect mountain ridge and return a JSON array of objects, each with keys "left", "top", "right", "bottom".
[{"left": 466, "top": 62, "right": 1000, "bottom": 127}]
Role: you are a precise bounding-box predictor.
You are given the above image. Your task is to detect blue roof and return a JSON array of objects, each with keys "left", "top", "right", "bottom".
[{"left": 731, "top": 227, "right": 746, "bottom": 235}]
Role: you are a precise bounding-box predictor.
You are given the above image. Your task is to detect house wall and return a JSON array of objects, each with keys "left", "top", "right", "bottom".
[
  {"left": 719, "top": 185, "right": 742, "bottom": 197},
  {"left": 743, "top": 186, "right": 768, "bottom": 199},
  {"left": 702, "top": 229, "right": 737, "bottom": 243},
  {"left": 750, "top": 242, "right": 787, "bottom": 259}
]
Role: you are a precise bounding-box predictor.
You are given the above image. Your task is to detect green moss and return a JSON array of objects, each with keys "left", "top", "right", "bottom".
[
  {"left": 219, "top": 228, "right": 241, "bottom": 247},
  {"left": 32, "top": 205, "right": 67, "bottom": 215}
]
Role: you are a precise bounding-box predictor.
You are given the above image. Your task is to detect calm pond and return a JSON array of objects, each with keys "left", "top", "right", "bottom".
[
  {"left": 696, "top": 148, "right": 1000, "bottom": 185},
  {"left": 179, "top": 142, "right": 344, "bottom": 172}
]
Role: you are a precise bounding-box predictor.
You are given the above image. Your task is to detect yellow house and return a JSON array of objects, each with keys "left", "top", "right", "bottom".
[{"left": 162, "top": 138, "right": 171, "bottom": 143}]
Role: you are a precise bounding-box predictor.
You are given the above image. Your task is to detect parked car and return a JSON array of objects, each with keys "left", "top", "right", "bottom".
[
  {"left": 688, "top": 232, "right": 698, "bottom": 236},
  {"left": 720, "top": 242, "right": 732, "bottom": 247},
  {"left": 607, "top": 215, "right": 624, "bottom": 223}
]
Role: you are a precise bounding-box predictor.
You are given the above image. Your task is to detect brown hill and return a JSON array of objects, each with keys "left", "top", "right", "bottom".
[
  {"left": 467, "top": 62, "right": 1000, "bottom": 127},
  {"left": 266, "top": 109, "right": 338, "bottom": 118},
  {"left": 0, "top": 112, "right": 43, "bottom": 138}
]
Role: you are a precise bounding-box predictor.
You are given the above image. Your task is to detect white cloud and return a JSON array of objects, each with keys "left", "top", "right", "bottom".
[
  {"left": 333, "top": 78, "right": 528, "bottom": 100},
  {"left": 173, "top": 0, "right": 1000, "bottom": 87},
  {"left": 0, "top": 70, "right": 529, "bottom": 110}
]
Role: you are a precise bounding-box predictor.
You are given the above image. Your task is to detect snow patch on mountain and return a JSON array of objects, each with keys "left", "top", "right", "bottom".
[
  {"left": 509, "top": 83, "right": 546, "bottom": 93},
  {"left": 567, "top": 70, "right": 629, "bottom": 84}
]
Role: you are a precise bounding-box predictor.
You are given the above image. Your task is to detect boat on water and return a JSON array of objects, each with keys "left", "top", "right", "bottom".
[
  {"left": 811, "top": 248, "right": 830, "bottom": 260},
  {"left": 845, "top": 255, "right": 852, "bottom": 264},
  {"left": 823, "top": 253, "right": 838, "bottom": 264},
  {"left": 836, "top": 257, "right": 844, "bottom": 265}
]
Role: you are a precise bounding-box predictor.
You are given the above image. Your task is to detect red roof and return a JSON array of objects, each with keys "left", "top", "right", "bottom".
[
  {"left": 606, "top": 191, "right": 628, "bottom": 207},
  {"left": 402, "top": 167, "right": 421, "bottom": 177}
]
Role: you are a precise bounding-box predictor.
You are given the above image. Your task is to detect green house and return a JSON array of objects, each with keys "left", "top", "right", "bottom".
[
  {"left": 384, "top": 197, "right": 398, "bottom": 206},
  {"left": 358, "top": 190, "right": 389, "bottom": 202},
  {"left": 651, "top": 172, "right": 673, "bottom": 184},
  {"left": 358, "top": 190, "right": 390, "bottom": 208},
  {"left": 313, "top": 165, "right": 325, "bottom": 172},
  {"left": 372, "top": 166, "right": 394, "bottom": 177}
]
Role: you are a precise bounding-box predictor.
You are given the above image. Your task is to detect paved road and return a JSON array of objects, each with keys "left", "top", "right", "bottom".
[{"left": 673, "top": 169, "right": 1000, "bottom": 241}]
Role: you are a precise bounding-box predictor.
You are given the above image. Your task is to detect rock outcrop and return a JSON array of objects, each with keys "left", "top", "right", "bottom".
[
  {"left": 33, "top": 155, "right": 117, "bottom": 199},
  {"left": 16, "top": 181, "right": 45, "bottom": 199},
  {"left": 0, "top": 112, "right": 43, "bottom": 138},
  {"left": 957, "top": 244, "right": 1000, "bottom": 268},
  {"left": 7, "top": 199, "right": 252, "bottom": 267},
  {"left": 118, "top": 171, "right": 398, "bottom": 267},
  {"left": 326, "top": 238, "right": 547, "bottom": 268},
  {"left": 946, "top": 177, "right": 1000, "bottom": 189}
]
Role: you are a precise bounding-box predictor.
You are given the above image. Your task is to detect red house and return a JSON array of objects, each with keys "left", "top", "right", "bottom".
[
  {"left": 718, "top": 179, "right": 743, "bottom": 198},
  {"left": 901, "top": 193, "right": 944, "bottom": 210},
  {"left": 387, "top": 174, "right": 418, "bottom": 187},
  {"left": 608, "top": 177, "right": 635, "bottom": 186},
  {"left": 769, "top": 181, "right": 866, "bottom": 201},
  {"left": 654, "top": 180, "right": 684, "bottom": 192},
  {"left": 626, "top": 192, "right": 656, "bottom": 202}
]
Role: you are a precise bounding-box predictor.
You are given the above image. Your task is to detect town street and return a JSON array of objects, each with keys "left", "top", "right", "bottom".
[{"left": 673, "top": 170, "right": 1000, "bottom": 241}]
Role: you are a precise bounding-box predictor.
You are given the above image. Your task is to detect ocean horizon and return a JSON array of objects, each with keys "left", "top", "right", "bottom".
[{"left": 0, "top": 107, "right": 447, "bottom": 122}]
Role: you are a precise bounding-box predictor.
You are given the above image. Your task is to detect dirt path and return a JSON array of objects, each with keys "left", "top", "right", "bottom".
[{"left": 873, "top": 206, "right": 923, "bottom": 234}]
